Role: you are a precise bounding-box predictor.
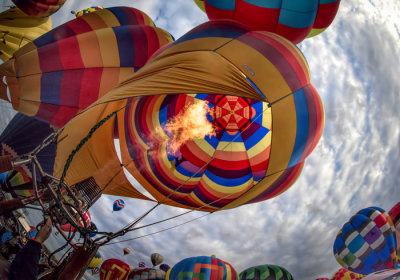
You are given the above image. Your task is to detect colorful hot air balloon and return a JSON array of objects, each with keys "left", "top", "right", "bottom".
[
  {"left": 74, "top": 6, "right": 104, "bottom": 17},
  {"left": 113, "top": 199, "right": 125, "bottom": 212},
  {"left": 27, "top": 226, "right": 38, "bottom": 239},
  {"left": 194, "top": 0, "right": 341, "bottom": 43},
  {"left": 123, "top": 248, "right": 131, "bottom": 255},
  {"left": 0, "top": 6, "right": 173, "bottom": 128},
  {"left": 363, "top": 269, "right": 400, "bottom": 280},
  {"left": 0, "top": 7, "right": 51, "bottom": 62},
  {"left": 100, "top": 259, "right": 131, "bottom": 280},
  {"left": 151, "top": 253, "right": 163, "bottom": 267},
  {"left": 47, "top": 20, "right": 323, "bottom": 212},
  {"left": 139, "top": 262, "right": 146, "bottom": 268},
  {"left": 331, "top": 268, "right": 365, "bottom": 280},
  {"left": 92, "top": 267, "right": 100, "bottom": 275},
  {"left": 315, "top": 278, "right": 329, "bottom": 280},
  {"left": 239, "top": 264, "right": 293, "bottom": 280},
  {"left": 166, "top": 256, "right": 239, "bottom": 280},
  {"left": 1, "top": 232, "right": 13, "bottom": 243},
  {"left": 333, "top": 207, "right": 398, "bottom": 275},
  {"left": 11, "top": 0, "right": 66, "bottom": 17},
  {"left": 159, "top": 264, "right": 170, "bottom": 273},
  {"left": 389, "top": 202, "right": 400, "bottom": 249},
  {"left": 88, "top": 251, "right": 102, "bottom": 269},
  {"left": 128, "top": 268, "right": 166, "bottom": 280}
]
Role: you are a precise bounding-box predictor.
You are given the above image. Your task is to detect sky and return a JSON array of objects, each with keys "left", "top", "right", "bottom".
[{"left": 0, "top": 0, "right": 400, "bottom": 279}]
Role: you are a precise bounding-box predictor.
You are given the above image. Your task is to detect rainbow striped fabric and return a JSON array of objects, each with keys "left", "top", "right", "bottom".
[{"left": 239, "top": 264, "right": 293, "bottom": 280}]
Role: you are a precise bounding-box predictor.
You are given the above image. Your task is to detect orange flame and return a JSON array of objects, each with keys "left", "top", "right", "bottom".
[{"left": 162, "top": 100, "right": 216, "bottom": 155}]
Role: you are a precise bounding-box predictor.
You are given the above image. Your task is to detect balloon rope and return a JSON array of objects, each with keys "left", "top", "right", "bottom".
[{"left": 103, "top": 212, "right": 211, "bottom": 246}]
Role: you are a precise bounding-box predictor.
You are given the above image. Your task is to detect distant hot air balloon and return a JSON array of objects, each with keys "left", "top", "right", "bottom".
[
  {"left": 139, "top": 262, "right": 146, "bottom": 268},
  {"left": 100, "top": 259, "right": 131, "bottom": 280},
  {"left": 389, "top": 202, "right": 400, "bottom": 253},
  {"left": 45, "top": 20, "right": 323, "bottom": 213},
  {"left": 193, "top": 0, "right": 341, "bottom": 44},
  {"left": 239, "top": 264, "right": 293, "bottom": 280},
  {"left": 166, "top": 256, "right": 238, "bottom": 280},
  {"left": 159, "top": 264, "right": 170, "bottom": 272},
  {"left": 11, "top": 0, "right": 66, "bottom": 17},
  {"left": 88, "top": 251, "right": 102, "bottom": 269},
  {"left": 113, "top": 199, "right": 125, "bottom": 212},
  {"left": 0, "top": 6, "right": 173, "bottom": 128},
  {"left": 331, "top": 268, "right": 365, "bottom": 280},
  {"left": 363, "top": 269, "right": 400, "bottom": 280},
  {"left": 0, "top": 7, "right": 52, "bottom": 62},
  {"left": 74, "top": 6, "right": 104, "bottom": 17},
  {"left": 92, "top": 267, "right": 100, "bottom": 275},
  {"left": 333, "top": 207, "right": 397, "bottom": 275},
  {"left": 151, "top": 253, "right": 163, "bottom": 267},
  {"left": 124, "top": 248, "right": 131, "bottom": 255},
  {"left": 128, "top": 268, "right": 166, "bottom": 280}
]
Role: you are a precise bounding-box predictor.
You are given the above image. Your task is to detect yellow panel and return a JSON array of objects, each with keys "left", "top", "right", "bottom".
[
  {"left": 246, "top": 131, "right": 271, "bottom": 158},
  {"left": 266, "top": 96, "right": 297, "bottom": 175},
  {"left": 201, "top": 174, "right": 254, "bottom": 194},
  {"left": 96, "top": 28, "right": 120, "bottom": 68},
  {"left": 16, "top": 48, "right": 41, "bottom": 77},
  {"left": 89, "top": 10, "right": 119, "bottom": 29},
  {"left": 216, "top": 39, "right": 291, "bottom": 103},
  {"left": 16, "top": 75, "right": 41, "bottom": 115}
]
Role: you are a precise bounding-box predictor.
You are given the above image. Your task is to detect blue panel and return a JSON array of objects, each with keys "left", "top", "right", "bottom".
[
  {"left": 243, "top": 126, "right": 269, "bottom": 150},
  {"left": 176, "top": 164, "right": 203, "bottom": 178},
  {"left": 205, "top": 135, "right": 219, "bottom": 149},
  {"left": 206, "top": 0, "right": 235, "bottom": 10},
  {"left": 288, "top": 89, "right": 308, "bottom": 167},
  {"left": 113, "top": 26, "right": 135, "bottom": 67},
  {"left": 252, "top": 101, "right": 264, "bottom": 126},
  {"left": 108, "top": 6, "right": 131, "bottom": 25},
  {"left": 243, "top": 0, "right": 283, "bottom": 9},
  {"left": 41, "top": 71, "right": 63, "bottom": 104},
  {"left": 205, "top": 169, "right": 252, "bottom": 186},
  {"left": 220, "top": 131, "right": 243, "bottom": 142},
  {"left": 278, "top": 0, "right": 319, "bottom": 28},
  {"left": 320, "top": 0, "right": 339, "bottom": 4}
]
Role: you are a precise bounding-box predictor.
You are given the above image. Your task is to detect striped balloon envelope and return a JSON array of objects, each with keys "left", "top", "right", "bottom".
[
  {"left": 48, "top": 19, "right": 324, "bottom": 211},
  {"left": 166, "top": 256, "right": 238, "bottom": 280},
  {"left": 194, "top": 0, "right": 341, "bottom": 43},
  {"left": 128, "top": 268, "right": 166, "bottom": 280},
  {"left": 331, "top": 268, "right": 365, "bottom": 280},
  {"left": 239, "top": 264, "right": 293, "bottom": 280},
  {"left": 363, "top": 269, "right": 400, "bottom": 280},
  {"left": 0, "top": 7, "right": 52, "bottom": 62},
  {"left": 11, "top": 0, "right": 66, "bottom": 17},
  {"left": 100, "top": 259, "right": 132, "bottom": 280},
  {"left": 0, "top": 6, "right": 173, "bottom": 128},
  {"left": 333, "top": 207, "right": 398, "bottom": 275}
]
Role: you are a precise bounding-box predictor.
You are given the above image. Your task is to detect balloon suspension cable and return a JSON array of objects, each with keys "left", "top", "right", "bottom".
[{"left": 101, "top": 103, "right": 271, "bottom": 244}]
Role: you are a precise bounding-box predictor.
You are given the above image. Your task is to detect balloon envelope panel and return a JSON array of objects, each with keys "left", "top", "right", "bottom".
[
  {"left": 364, "top": 269, "right": 400, "bottom": 280},
  {"left": 100, "top": 259, "right": 131, "bottom": 280},
  {"left": 11, "top": 0, "right": 66, "bottom": 17},
  {"left": 331, "top": 268, "right": 365, "bottom": 280},
  {"left": 333, "top": 207, "right": 398, "bottom": 275}
]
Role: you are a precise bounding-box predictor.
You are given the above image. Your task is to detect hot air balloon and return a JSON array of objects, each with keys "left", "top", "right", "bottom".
[
  {"left": 0, "top": 7, "right": 51, "bottom": 62},
  {"left": 139, "top": 262, "right": 146, "bottom": 268},
  {"left": 151, "top": 253, "right": 163, "bottom": 267},
  {"left": 0, "top": 7, "right": 173, "bottom": 128},
  {"left": 88, "top": 251, "right": 102, "bottom": 269},
  {"left": 389, "top": 202, "right": 400, "bottom": 253},
  {"left": 113, "top": 199, "right": 125, "bottom": 212},
  {"left": 333, "top": 207, "right": 398, "bottom": 275},
  {"left": 315, "top": 278, "right": 329, "bottom": 280},
  {"left": 159, "top": 264, "right": 170, "bottom": 273},
  {"left": 92, "top": 267, "right": 100, "bottom": 275},
  {"left": 363, "top": 269, "right": 400, "bottom": 280},
  {"left": 1, "top": 232, "right": 12, "bottom": 243},
  {"left": 124, "top": 247, "right": 131, "bottom": 255},
  {"left": 11, "top": 0, "right": 66, "bottom": 17},
  {"left": 128, "top": 268, "right": 166, "bottom": 280},
  {"left": 43, "top": 20, "right": 323, "bottom": 213},
  {"left": 166, "top": 256, "right": 238, "bottom": 280},
  {"left": 193, "top": 0, "right": 341, "bottom": 44},
  {"left": 74, "top": 6, "right": 104, "bottom": 17},
  {"left": 239, "top": 264, "right": 293, "bottom": 279},
  {"left": 331, "top": 268, "right": 365, "bottom": 280},
  {"left": 100, "top": 259, "right": 131, "bottom": 280}
]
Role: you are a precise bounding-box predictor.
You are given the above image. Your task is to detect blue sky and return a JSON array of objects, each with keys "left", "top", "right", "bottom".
[{"left": 0, "top": 1, "right": 400, "bottom": 279}]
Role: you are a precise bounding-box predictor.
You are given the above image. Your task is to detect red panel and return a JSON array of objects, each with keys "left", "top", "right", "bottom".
[
  {"left": 57, "top": 36, "right": 85, "bottom": 70},
  {"left": 275, "top": 23, "right": 312, "bottom": 44},
  {"left": 204, "top": 3, "right": 235, "bottom": 21},
  {"left": 235, "top": 1, "right": 280, "bottom": 31},
  {"left": 314, "top": 1, "right": 341, "bottom": 29},
  {"left": 78, "top": 68, "right": 102, "bottom": 108}
]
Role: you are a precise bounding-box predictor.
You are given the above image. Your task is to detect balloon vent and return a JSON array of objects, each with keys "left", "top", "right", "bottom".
[{"left": 72, "top": 177, "right": 102, "bottom": 210}]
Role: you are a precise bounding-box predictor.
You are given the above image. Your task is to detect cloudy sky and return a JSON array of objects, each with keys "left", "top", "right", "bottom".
[{"left": 0, "top": 0, "right": 400, "bottom": 279}]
